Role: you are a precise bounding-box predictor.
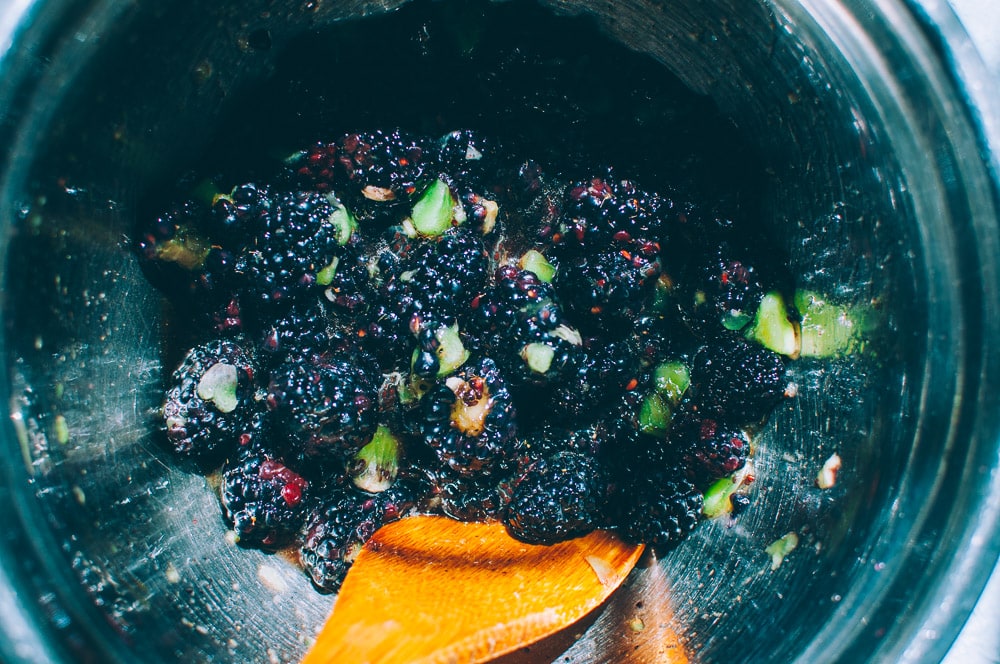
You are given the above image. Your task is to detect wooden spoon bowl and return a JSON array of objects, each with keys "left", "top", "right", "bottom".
[{"left": 302, "top": 515, "right": 648, "bottom": 664}]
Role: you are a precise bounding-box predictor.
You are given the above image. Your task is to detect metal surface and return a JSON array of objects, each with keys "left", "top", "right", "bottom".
[{"left": 1, "top": 0, "right": 998, "bottom": 663}]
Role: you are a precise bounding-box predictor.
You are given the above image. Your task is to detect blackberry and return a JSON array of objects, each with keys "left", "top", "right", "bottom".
[
  {"left": 384, "top": 227, "right": 490, "bottom": 324},
  {"left": 419, "top": 357, "right": 518, "bottom": 478},
  {"left": 409, "top": 320, "right": 470, "bottom": 381},
  {"left": 612, "top": 470, "right": 703, "bottom": 551},
  {"left": 209, "top": 183, "right": 274, "bottom": 246},
  {"left": 676, "top": 243, "right": 765, "bottom": 333},
  {"left": 545, "top": 338, "right": 641, "bottom": 423},
  {"left": 457, "top": 190, "right": 502, "bottom": 237},
  {"left": 470, "top": 266, "right": 557, "bottom": 338},
  {"left": 267, "top": 351, "right": 379, "bottom": 469},
  {"left": 136, "top": 202, "right": 246, "bottom": 333},
  {"left": 470, "top": 266, "right": 584, "bottom": 385},
  {"left": 543, "top": 174, "right": 669, "bottom": 251},
  {"left": 436, "top": 472, "right": 513, "bottom": 522},
  {"left": 365, "top": 227, "right": 489, "bottom": 367},
  {"left": 675, "top": 416, "right": 750, "bottom": 485},
  {"left": 508, "top": 424, "right": 610, "bottom": 475},
  {"left": 594, "top": 375, "right": 680, "bottom": 477},
  {"left": 299, "top": 481, "right": 422, "bottom": 592},
  {"left": 504, "top": 451, "right": 611, "bottom": 545},
  {"left": 690, "top": 335, "right": 787, "bottom": 424},
  {"left": 235, "top": 190, "right": 354, "bottom": 309},
  {"left": 161, "top": 339, "right": 258, "bottom": 461},
  {"left": 293, "top": 130, "right": 432, "bottom": 210},
  {"left": 555, "top": 246, "right": 662, "bottom": 332},
  {"left": 220, "top": 446, "right": 311, "bottom": 549}
]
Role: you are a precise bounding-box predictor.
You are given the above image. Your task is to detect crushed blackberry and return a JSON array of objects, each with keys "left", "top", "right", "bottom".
[
  {"left": 182, "top": 248, "right": 246, "bottom": 336},
  {"left": 458, "top": 190, "right": 502, "bottom": 237},
  {"left": 729, "top": 492, "right": 752, "bottom": 517},
  {"left": 266, "top": 351, "right": 379, "bottom": 470},
  {"left": 300, "top": 480, "right": 422, "bottom": 593},
  {"left": 504, "top": 451, "right": 611, "bottom": 545},
  {"left": 136, "top": 202, "right": 247, "bottom": 334},
  {"left": 161, "top": 339, "right": 258, "bottom": 462},
  {"left": 613, "top": 470, "right": 703, "bottom": 552},
  {"left": 419, "top": 357, "right": 518, "bottom": 478},
  {"left": 220, "top": 446, "right": 311, "bottom": 549},
  {"left": 136, "top": 199, "right": 211, "bottom": 277},
  {"left": 690, "top": 334, "right": 787, "bottom": 424}
]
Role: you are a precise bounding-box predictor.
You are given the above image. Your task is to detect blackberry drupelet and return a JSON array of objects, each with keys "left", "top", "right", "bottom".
[
  {"left": 613, "top": 469, "right": 703, "bottom": 552},
  {"left": 161, "top": 339, "right": 258, "bottom": 462},
  {"left": 504, "top": 451, "right": 611, "bottom": 545},
  {"left": 299, "top": 480, "right": 422, "bottom": 592},
  {"left": 419, "top": 357, "right": 518, "bottom": 478},
  {"left": 690, "top": 334, "right": 787, "bottom": 424},
  {"left": 220, "top": 446, "right": 311, "bottom": 549},
  {"left": 266, "top": 351, "right": 379, "bottom": 470},
  {"left": 235, "top": 190, "right": 354, "bottom": 309}
]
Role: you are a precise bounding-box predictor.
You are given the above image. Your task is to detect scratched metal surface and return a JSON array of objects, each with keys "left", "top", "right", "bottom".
[{"left": 1, "top": 0, "right": 998, "bottom": 663}]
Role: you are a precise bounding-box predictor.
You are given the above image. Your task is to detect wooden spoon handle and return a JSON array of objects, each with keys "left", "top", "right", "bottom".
[{"left": 302, "top": 516, "right": 645, "bottom": 664}]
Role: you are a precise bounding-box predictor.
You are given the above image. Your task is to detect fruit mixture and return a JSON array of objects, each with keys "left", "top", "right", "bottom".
[{"left": 137, "top": 128, "right": 799, "bottom": 593}]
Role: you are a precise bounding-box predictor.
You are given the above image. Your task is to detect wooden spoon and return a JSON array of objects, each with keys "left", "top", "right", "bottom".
[{"left": 301, "top": 515, "right": 646, "bottom": 664}]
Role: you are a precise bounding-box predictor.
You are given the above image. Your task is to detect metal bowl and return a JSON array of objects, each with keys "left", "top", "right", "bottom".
[{"left": 1, "top": 0, "right": 998, "bottom": 662}]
